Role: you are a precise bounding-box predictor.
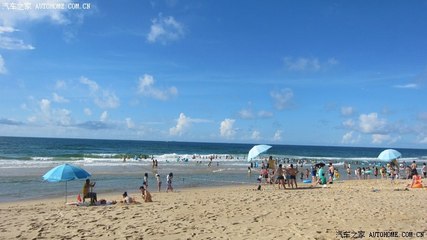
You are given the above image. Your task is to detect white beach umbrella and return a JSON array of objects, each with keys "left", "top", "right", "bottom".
[
  {"left": 247, "top": 144, "right": 272, "bottom": 162},
  {"left": 377, "top": 149, "right": 401, "bottom": 162}
]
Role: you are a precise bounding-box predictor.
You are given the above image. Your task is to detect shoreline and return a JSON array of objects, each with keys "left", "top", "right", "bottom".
[{"left": 1, "top": 179, "right": 426, "bottom": 239}]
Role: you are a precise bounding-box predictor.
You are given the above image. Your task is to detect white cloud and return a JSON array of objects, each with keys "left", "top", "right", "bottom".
[
  {"left": 39, "top": 99, "right": 51, "bottom": 120},
  {"left": 270, "top": 88, "right": 293, "bottom": 110},
  {"left": 0, "top": 54, "right": 6, "bottom": 74},
  {"left": 0, "top": 26, "right": 15, "bottom": 33},
  {"left": 94, "top": 90, "right": 120, "bottom": 109},
  {"left": 84, "top": 108, "right": 92, "bottom": 116},
  {"left": 0, "top": 0, "right": 72, "bottom": 27},
  {"left": 238, "top": 109, "right": 273, "bottom": 119},
  {"left": 393, "top": 83, "right": 418, "bottom": 89},
  {"left": 342, "top": 119, "right": 355, "bottom": 128},
  {"left": 169, "top": 113, "right": 190, "bottom": 136},
  {"left": 0, "top": 35, "right": 34, "bottom": 50},
  {"left": 251, "top": 130, "right": 261, "bottom": 140},
  {"left": 341, "top": 106, "right": 354, "bottom": 116},
  {"left": 52, "top": 92, "right": 69, "bottom": 103},
  {"left": 55, "top": 108, "right": 71, "bottom": 125},
  {"left": 359, "top": 113, "right": 387, "bottom": 134},
  {"left": 33, "top": 98, "right": 72, "bottom": 126},
  {"left": 147, "top": 14, "right": 184, "bottom": 44},
  {"left": 80, "top": 76, "right": 120, "bottom": 109},
  {"left": 341, "top": 131, "right": 360, "bottom": 144},
  {"left": 100, "top": 111, "right": 108, "bottom": 122},
  {"left": 284, "top": 57, "right": 338, "bottom": 71},
  {"left": 273, "top": 130, "right": 282, "bottom": 141},
  {"left": 137, "top": 74, "right": 178, "bottom": 101},
  {"left": 55, "top": 80, "right": 66, "bottom": 90},
  {"left": 219, "top": 118, "right": 236, "bottom": 138},
  {"left": 126, "top": 118, "right": 135, "bottom": 129},
  {"left": 418, "top": 136, "right": 427, "bottom": 144},
  {"left": 239, "top": 109, "right": 253, "bottom": 119},
  {"left": 80, "top": 76, "right": 99, "bottom": 92},
  {"left": 371, "top": 134, "right": 391, "bottom": 144}
]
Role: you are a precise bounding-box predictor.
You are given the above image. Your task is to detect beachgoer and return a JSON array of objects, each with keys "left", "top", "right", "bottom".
[
  {"left": 411, "top": 161, "right": 417, "bottom": 170},
  {"left": 156, "top": 174, "right": 162, "bottom": 192},
  {"left": 248, "top": 166, "right": 252, "bottom": 175},
  {"left": 121, "top": 192, "right": 135, "bottom": 204},
  {"left": 274, "top": 164, "right": 286, "bottom": 189},
  {"left": 260, "top": 167, "right": 269, "bottom": 184},
  {"left": 422, "top": 163, "right": 426, "bottom": 178},
  {"left": 166, "top": 172, "right": 174, "bottom": 192},
  {"left": 287, "top": 164, "right": 298, "bottom": 188},
  {"left": 317, "top": 166, "right": 327, "bottom": 185},
  {"left": 305, "top": 168, "right": 309, "bottom": 179},
  {"left": 390, "top": 167, "right": 396, "bottom": 183},
  {"left": 347, "top": 167, "right": 351, "bottom": 176},
  {"left": 143, "top": 173, "right": 148, "bottom": 189},
  {"left": 256, "top": 174, "right": 262, "bottom": 190},
  {"left": 328, "top": 163, "right": 334, "bottom": 183},
  {"left": 311, "top": 165, "right": 317, "bottom": 185},
  {"left": 82, "top": 179, "right": 97, "bottom": 204},
  {"left": 380, "top": 166, "right": 386, "bottom": 179},
  {"left": 139, "top": 186, "right": 153, "bottom": 202},
  {"left": 410, "top": 169, "right": 423, "bottom": 188},
  {"left": 405, "top": 166, "right": 412, "bottom": 179}
]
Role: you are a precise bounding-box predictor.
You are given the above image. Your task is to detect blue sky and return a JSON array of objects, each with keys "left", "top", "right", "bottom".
[{"left": 0, "top": 0, "right": 426, "bottom": 148}]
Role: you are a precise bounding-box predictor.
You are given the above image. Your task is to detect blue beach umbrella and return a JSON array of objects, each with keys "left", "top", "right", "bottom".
[
  {"left": 377, "top": 149, "right": 401, "bottom": 162},
  {"left": 247, "top": 144, "right": 272, "bottom": 162},
  {"left": 42, "top": 163, "right": 91, "bottom": 203}
]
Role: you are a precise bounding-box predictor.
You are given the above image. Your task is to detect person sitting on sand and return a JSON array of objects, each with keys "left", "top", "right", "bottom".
[
  {"left": 409, "top": 169, "right": 423, "bottom": 188},
  {"left": 82, "top": 179, "right": 97, "bottom": 204},
  {"left": 139, "top": 186, "right": 153, "bottom": 202},
  {"left": 121, "top": 192, "right": 137, "bottom": 204}
]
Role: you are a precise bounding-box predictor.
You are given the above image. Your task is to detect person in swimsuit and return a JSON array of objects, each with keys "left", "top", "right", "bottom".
[
  {"left": 287, "top": 164, "right": 298, "bottom": 188},
  {"left": 139, "top": 186, "right": 153, "bottom": 202},
  {"left": 410, "top": 169, "right": 423, "bottom": 188},
  {"left": 274, "top": 164, "right": 286, "bottom": 189}
]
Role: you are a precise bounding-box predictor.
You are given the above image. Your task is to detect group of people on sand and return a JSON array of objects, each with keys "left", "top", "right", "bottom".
[
  {"left": 256, "top": 157, "right": 300, "bottom": 190},
  {"left": 80, "top": 171, "right": 176, "bottom": 205}
]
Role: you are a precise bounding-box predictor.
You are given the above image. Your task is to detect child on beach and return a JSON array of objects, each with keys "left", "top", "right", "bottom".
[
  {"left": 166, "top": 172, "right": 173, "bottom": 192},
  {"left": 156, "top": 174, "right": 162, "bottom": 192}
]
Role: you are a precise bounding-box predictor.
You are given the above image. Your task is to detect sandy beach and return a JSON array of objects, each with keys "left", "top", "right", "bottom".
[{"left": 0, "top": 179, "right": 426, "bottom": 240}]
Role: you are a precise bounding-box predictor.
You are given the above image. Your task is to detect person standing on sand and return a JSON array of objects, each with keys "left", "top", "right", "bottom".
[
  {"left": 311, "top": 165, "right": 317, "bottom": 185},
  {"left": 422, "top": 163, "right": 426, "bottom": 178},
  {"left": 166, "top": 172, "right": 173, "bottom": 192},
  {"left": 287, "top": 164, "right": 298, "bottom": 188},
  {"left": 143, "top": 173, "right": 148, "bottom": 190},
  {"left": 156, "top": 174, "right": 162, "bottom": 192},
  {"left": 260, "top": 167, "right": 269, "bottom": 184},
  {"left": 274, "top": 164, "right": 286, "bottom": 189}
]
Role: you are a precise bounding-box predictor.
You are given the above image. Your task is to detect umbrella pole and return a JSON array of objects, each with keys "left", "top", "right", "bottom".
[{"left": 65, "top": 181, "right": 67, "bottom": 203}]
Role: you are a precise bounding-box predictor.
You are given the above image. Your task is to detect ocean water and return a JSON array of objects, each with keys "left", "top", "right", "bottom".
[{"left": 0, "top": 136, "right": 426, "bottom": 202}]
